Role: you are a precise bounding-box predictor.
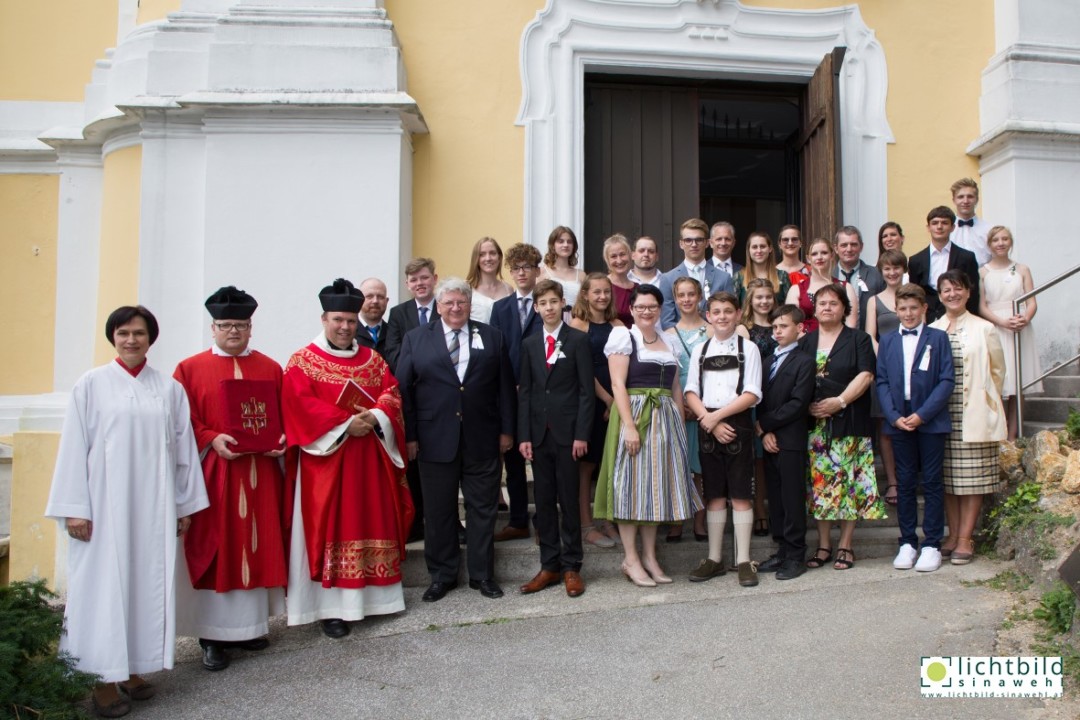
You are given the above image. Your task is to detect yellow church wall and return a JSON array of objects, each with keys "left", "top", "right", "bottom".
[
  {"left": 0, "top": 0, "right": 118, "bottom": 102},
  {"left": 136, "top": 0, "right": 181, "bottom": 25},
  {"left": 8, "top": 432, "right": 60, "bottom": 585},
  {"left": 94, "top": 144, "right": 143, "bottom": 364},
  {"left": 0, "top": 175, "right": 59, "bottom": 395},
  {"left": 391, "top": 0, "right": 992, "bottom": 270}
]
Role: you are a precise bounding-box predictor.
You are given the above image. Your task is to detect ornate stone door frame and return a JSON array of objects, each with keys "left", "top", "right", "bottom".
[{"left": 517, "top": 0, "right": 893, "bottom": 252}]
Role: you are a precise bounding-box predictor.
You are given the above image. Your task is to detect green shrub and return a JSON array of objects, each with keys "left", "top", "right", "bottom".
[
  {"left": 1032, "top": 582, "right": 1078, "bottom": 635},
  {"left": 0, "top": 579, "right": 98, "bottom": 719},
  {"left": 1066, "top": 407, "right": 1080, "bottom": 441}
]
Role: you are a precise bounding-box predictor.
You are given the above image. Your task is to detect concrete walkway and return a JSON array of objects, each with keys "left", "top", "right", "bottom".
[{"left": 127, "top": 557, "right": 1075, "bottom": 719}]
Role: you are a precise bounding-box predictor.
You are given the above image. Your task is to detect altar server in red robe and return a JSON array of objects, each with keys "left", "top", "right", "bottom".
[
  {"left": 173, "top": 286, "right": 288, "bottom": 671},
  {"left": 281, "top": 278, "right": 415, "bottom": 639}
]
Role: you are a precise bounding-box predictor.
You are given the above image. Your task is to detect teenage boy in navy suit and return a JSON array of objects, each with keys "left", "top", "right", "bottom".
[
  {"left": 876, "top": 283, "right": 954, "bottom": 573},
  {"left": 754, "top": 305, "right": 816, "bottom": 581},
  {"left": 489, "top": 243, "right": 544, "bottom": 541},
  {"left": 517, "top": 280, "right": 595, "bottom": 597}
]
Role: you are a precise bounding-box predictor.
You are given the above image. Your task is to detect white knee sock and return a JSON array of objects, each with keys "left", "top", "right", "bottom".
[
  {"left": 733, "top": 509, "right": 754, "bottom": 564},
  {"left": 707, "top": 509, "right": 726, "bottom": 563}
]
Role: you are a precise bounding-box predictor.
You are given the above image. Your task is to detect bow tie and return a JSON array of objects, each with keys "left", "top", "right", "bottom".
[
  {"left": 901, "top": 328, "right": 918, "bottom": 336},
  {"left": 957, "top": 218, "right": 975, "bottom": 227}
]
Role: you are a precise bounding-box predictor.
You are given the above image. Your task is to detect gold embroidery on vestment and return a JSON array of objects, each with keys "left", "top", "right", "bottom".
[{"left": 322, "top": 539, "right": 402, "bottom": 582}]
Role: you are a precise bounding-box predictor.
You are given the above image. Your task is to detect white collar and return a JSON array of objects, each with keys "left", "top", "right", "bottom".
[
  {"left": 545, "top": 323, "right": 564, "bottom": 341},
  {"left": 930, "top": 241, "right": 952, "bottom": 255},
  {"left": 211, "top": 344, "right": 253, "bottom": 357},
  {"left": 774, "top": 343, "right": 796, "bottom": 358},
  {"left": 684, "top": 259, "right": 706, "bottom": 273},
  {"left": 313, "top": 333, "right": 358, "bottom": 358},
  {"left": 516, "top": 290, "right": 534, "bottom": 302},
  {"left": 441, "top": 319, "right": 468, "bottom": 336},
  {"left": 900, "top": 323, "right": 924, "bottom": 337}
]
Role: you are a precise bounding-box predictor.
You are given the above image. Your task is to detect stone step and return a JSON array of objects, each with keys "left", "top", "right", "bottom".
[
  {"left": 401, "top": 525, "right": 915, "bottom": 587},
  {"left": 1023, "top": 420, "right": 1062, "bottom": 437},
  {"left": 1022, "top": 396, "right": 1076, "bottom": 423},
  {"left": 1041, "top": 375, "right": 1080, "bottom": 397}
]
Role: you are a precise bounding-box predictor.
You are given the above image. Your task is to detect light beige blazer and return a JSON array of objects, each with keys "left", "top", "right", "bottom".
[{"left": 930, "top": 311, "right": 1007, "bottom": 442}]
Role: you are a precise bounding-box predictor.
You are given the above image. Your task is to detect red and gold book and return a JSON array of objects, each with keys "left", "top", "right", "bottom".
[
  {"left": 220, "top": 379, "right": 284, "bottom": 454},
  {"left": 335, "top": 378, "right": 377, "bottom": 413}
]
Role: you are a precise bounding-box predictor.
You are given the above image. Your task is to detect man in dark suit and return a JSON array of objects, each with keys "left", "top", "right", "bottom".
[
  {"left": 908, "top": 206, "right": 981, "bottom": 323},
  {"left": 356, "top": 277, "right": 389, "bottom": 357},
  {"left": 517, "top": 280, "right": 594, "bottom": 598},
  {"left": 659, "top": 218, "right": 735, "bottom": 327},
  {"left": 396, "top": 278, "right": 516, "bottom": 602},
  {"left": 488, "top": 243, "right": 544, "bottom": 541},
  {"left": 383, "top": 259, "right": 438, "bottom": 542},
  {"left": 383, "top": 258, "right": 438, "bottom": 374},
  {"left": 833, "top": 225, "right": 885, "bottom": 331},
  {"left": 709, "top": 221, "right": 743, "bottom": 279},
  {"left": 755, "top": 305, "right": 816, "bottom": 581},
  {"left": 877, "top": 283, "right": 954, "bottom": 573}
]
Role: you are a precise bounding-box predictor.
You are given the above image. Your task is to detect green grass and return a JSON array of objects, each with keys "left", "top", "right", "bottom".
[{"left": 962, "top": 570, "right": 1032, "bottom": 593}]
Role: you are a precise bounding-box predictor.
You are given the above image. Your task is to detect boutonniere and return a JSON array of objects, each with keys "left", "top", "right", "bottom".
[
  {"left": 696, "top": 326, "right": 707, "bottom": 337},
  {"left": 1009, "top": 263, "right": 1017, "bottom": 277},
  {"left": 471, "top": 328, "right": 484, "bottom": 350},
  {"left": 857, "top": 279, "right": 868, "bottom": 292},
  {"left": 554, "top": 340, "right": 563, "bottom": 355},
  {"left": 702, "top": 278, "right": 712, "bottom": 297}
]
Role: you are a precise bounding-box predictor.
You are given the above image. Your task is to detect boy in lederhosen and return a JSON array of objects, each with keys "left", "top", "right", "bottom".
[{"left": 684, "top": 291, "right": 763, "bottom": 587}]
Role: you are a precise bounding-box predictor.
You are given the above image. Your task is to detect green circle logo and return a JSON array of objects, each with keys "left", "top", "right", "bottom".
[{"left": 926, "top": 662, "right": 948, "bottom": 682}]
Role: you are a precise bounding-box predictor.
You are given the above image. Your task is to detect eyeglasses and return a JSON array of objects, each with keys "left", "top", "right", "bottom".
[
  {"left": 510, "top": 265, "right": 537, "bottom": 273},
  {"left": 779, "top": 237, "right": 802, "bottom": 245},
  {"left": 631, "top": 305, "right": 660, "bottom": 313},
  {"left": 439, "top": 300, "right": 469, "bottom": 308},
  {"left": 680, "top": 237, "right": 706, "bottom": 245},
  {"left": 214, "top": 322, "right": 250, "bottom": 332}
]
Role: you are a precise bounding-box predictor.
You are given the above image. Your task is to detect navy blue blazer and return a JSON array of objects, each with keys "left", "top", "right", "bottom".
[
  {"left": 659, "top": 262, "right": 735, "bottom": 327},
  {"left": 517, "top": 325, "right": 594, "bottom": 447},
  {"left": 875, "top": 325, "right": 954, "bottom": 436},
  {"left": 395, "top": 320, "right": 516, "bottom": 463},
  {"left": 489, "top": 293, "right": 542, "bottom": 381}
]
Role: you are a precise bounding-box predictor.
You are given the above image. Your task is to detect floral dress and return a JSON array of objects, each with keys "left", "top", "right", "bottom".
[{"left": 807, "top": 350, "right": 886, "bottom": 521}]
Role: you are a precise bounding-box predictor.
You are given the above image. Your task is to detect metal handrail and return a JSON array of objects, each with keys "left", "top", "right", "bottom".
[{"left": 1013, "top": 263, "right": 1080, "bottom": 433}]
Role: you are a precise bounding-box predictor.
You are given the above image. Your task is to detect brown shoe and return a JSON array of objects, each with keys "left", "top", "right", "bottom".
[
  {"left": 493, "top": 525, "right": 530, "bottom": 542},
  {"left": 737, "top": 561, "right": 759, "bottom": 587},
  {"left": 92, "top": 684, "right": 131, "bottom": 718},
  {"left": 563, "top": 570, "right": 585, "bottom": 597},
  {"left": 118, "top": 675, "right": 156, "bottom": 701},
  {"left": 519, "top": 569, "right": 561, "bottom": 594}
]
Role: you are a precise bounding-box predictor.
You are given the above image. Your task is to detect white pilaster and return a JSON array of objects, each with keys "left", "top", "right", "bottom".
[{"left": 970, "top": 0, "right": 1080, "bottom": 367}]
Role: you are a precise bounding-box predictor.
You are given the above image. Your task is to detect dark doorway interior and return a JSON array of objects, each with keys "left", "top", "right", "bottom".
[{"left": 583, "top": 75, "right": 808, "bottom": 273}]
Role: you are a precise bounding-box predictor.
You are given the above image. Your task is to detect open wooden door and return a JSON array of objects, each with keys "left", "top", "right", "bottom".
[
  {"left": 584, "top": 81, "right": 699, "bottom": 272},
  {"left": 797, "top": 47, "right": 845, "bottom": 243}
]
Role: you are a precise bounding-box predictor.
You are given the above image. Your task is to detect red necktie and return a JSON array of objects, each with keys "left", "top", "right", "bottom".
[{"left": 545, "top": 335, "right": 556, "bottom": 367}]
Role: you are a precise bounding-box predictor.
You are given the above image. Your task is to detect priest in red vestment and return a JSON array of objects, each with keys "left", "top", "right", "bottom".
[
  {"left": 281, "top": 278, "right": 414, "bottom": 639},
  {"left": 174, "top": 286, "right": 288, "bottom": 671}
]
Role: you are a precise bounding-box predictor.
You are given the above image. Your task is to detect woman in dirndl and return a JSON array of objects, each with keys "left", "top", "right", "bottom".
[
  {"left": 594, "top": 284, "right": 702, "bottom": 587},
  {"left": 930, "top": 269, "right": 1007, "bottom": 565}
]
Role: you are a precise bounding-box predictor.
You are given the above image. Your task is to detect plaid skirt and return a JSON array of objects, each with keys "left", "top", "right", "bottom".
[{"left": 943, "top": 338, "right": 1004, "bottom": 495}]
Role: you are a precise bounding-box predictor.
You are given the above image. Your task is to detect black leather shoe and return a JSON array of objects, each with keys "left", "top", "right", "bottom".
[
  {"left": 422, "top": 580, "right": 458, "bottom": 602},
  {"left": 776, "top": 559, "right": 807, "bottom": 581},
  {"left": 321, "top": 618, "right": 351, "bottom": 638},
  {"left": 469, "top": 579, "right": 504, "bottom": 599},
  {"left": 200, "top": 641, "right": 230, "bottom": 671},
  {"left": 226, "top": 637, "right": 269, "bottom": 651},
  {"left": 757, "top": 554, "right": 784, "bottom": 573}
]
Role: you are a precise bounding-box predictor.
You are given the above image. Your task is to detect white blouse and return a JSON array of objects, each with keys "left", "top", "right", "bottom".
[{"left": 604, "top": 325, "right": 679, "bottom": 363}]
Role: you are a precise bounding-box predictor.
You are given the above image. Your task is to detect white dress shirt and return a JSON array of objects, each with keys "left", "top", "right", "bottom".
[
  {"left": 928, "top": 242, "right": 952, "bottom": 290},
  {"left": 950, "top": 216, "right": 991, "bottom": 266},
  {"left": 712, "top": 257, "right": 734, "bottom": 277},
  {"left": 441, "top": 320, "right": 470, "bottom": 381},
  {"left": 685, "top": 332, "right": 762, "bottom": 408},
  {"left": 900, "top": 323, "right": 923, "bottom": 401}
]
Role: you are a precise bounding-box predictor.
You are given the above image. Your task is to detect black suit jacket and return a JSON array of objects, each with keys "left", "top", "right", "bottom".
[
  {"left": 835, "top": 260, "right": 886, "bottom": 332},
  {"left": 489, "top": 293, "right": 542, "bottom": 382},
  {"left": 384, "top": 300, "right": 438, "bottom": 373},
  {"left": 797, "top": 325, "right": 876, "bottom": 438},
  {"left": 355, "top": 320, "right": 388, "bottom": 357},
  {"left": 908, "top": 243, "right": 980, "bottom": 323},
  {"left": 517, "top": 325, "right": 594, "bottom": 447},
  {"left": 396, "top": 320, "right": 515, "bottom": 464},
  {"left": 757, "top": 347, "right": 816, "bottom": 451}
]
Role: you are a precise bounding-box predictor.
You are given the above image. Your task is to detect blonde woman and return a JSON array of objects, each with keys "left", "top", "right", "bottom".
[
  {"left": 603, "top": 233, "right": 636, "bottom": 327},
  {"left": 466, "top": 237, "right": 514, "bottom": 323}
]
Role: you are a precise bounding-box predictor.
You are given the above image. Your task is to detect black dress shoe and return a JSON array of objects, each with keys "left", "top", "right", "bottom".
[
  {"left": 776, "top": 559, "right": 807, "bottom": 581},
  {"left": 321, "top": 618, "right": 351, "bottom": 639},
  {"left": 226, "top": 637, "right": 269, "bottom": 651},
  {"left": 422, "top": 580, "right": 458, "bottom": 602},
  {"left": 757, "top": 554, "right": 785, "bottom": 573},
  {"left": 200, "top": 641, "right": 230, "bottom": 671},
  {"left": 469, "top": 579, "right": 504, "bottom": 599}
]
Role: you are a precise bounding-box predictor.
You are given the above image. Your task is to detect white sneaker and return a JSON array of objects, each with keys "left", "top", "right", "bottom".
[
  {"left": 914, "top": 547, "right": 942, "bottom": 572},
  {"left": 893, "top": 543, "right": 918, "bottom": 570}
]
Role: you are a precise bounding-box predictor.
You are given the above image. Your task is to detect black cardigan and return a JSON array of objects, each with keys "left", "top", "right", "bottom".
[{"left": 797, "top": 325, "right": 876, "bottom": 438}]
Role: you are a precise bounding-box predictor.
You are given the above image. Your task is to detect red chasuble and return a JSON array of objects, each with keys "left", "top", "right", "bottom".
[
  {"left": 173, "top": 350, "right": 288, "bottom": 592},
  {"left": 281, "top": 343, "right": 414, "bottom": 589}
]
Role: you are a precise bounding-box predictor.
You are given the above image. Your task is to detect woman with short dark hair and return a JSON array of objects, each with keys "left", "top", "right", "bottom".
[{"left": 46, "top": 305, "right": 208, "bottom": 717}]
